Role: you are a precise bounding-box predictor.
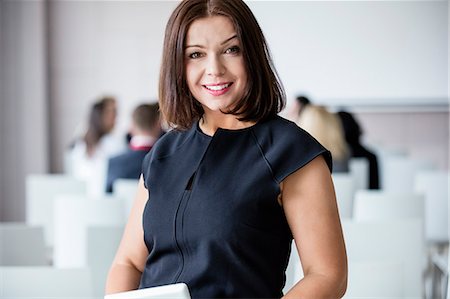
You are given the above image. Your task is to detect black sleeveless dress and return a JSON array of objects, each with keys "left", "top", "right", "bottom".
[{"left": 139, "top": 115, "right": 332, "bottom": 299}]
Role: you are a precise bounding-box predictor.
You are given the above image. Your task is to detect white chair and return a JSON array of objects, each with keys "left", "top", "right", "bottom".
[
  {"left": 353, "top": 190, "right": 425, "bottom": 222},
  {"left": 415, "top": 171, "right": 449, "bottom": 244},
  {"left": 53, "top": 194, "right": 126, "bottom": 268},
  {"left": 332, "top": 173, "right": 355, "bottom": 219},
  {"left": 113, "top": 178, "right": 139, "bottom": 219},
  {"left": 349, "top": 158, "right": 369, "bottom": 191},
  {"left": 342, "top": 219, "right": 424, "bottom": 298},
  {"left": 87, "top": 225, "right": 124, "bottom": 297},
  {"left": 1, "top": 266, "right": 92, "bottom": 297},
  {"left": 25, "top": 174, "right": 87, "bottom": 247},
  {"left": 371, "top": 146, "right": 407, "bottom": 190},
  {"left": 344, "top": 261, "right": 404, "bottom": 299},
  {"left": 383, "top": 156, "right": 434, "bottom": 193},
  {"left": 0, "top": 223, "right": 47, "bottom": 266}
]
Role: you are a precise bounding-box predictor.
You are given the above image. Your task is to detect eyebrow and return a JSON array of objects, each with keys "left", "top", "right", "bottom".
[{"left": 185, "top": 34, "right": 238, "bottom": 49}]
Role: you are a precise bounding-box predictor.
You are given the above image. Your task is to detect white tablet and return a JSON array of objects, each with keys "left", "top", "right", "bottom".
[{"left": 104, "top": 283, "right": 191, "bottom": 299}]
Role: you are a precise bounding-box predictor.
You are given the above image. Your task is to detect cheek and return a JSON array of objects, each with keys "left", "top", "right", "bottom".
[{"left": 185, "top": 66, "right": 199, "bottom": 89}]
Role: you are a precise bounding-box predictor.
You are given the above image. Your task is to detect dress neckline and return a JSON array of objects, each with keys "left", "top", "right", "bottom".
[{"left": 195, "top": 118, "right": 263, "bottom": 138}]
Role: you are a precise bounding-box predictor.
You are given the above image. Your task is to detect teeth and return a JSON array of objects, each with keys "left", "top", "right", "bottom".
[{"left": 205, "top": 83, "right": 230, "bottom": 91}]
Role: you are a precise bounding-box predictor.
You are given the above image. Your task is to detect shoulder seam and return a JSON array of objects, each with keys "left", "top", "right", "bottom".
[{"left": 250, "top": 130, "right": 280, "bottom": 185}]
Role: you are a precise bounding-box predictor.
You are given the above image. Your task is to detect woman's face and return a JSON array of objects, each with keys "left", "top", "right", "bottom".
[{"left": 184, "top": 16, "right": 247, "bottom": 115}]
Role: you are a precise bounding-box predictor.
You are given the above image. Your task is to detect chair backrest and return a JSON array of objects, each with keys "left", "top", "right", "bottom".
[
  {"left": 383, "top": 156, "right": 434, "bottom": 193},
  {"left": 344, "top": 261, "right": 404, "bottom": 298},
  {"left": 415, "top": 171, "right": 449, "bottom": 243},
  {"left": 342, "top": 219, "right": 424, "bottom": 298},
  {"left": 25, "top": 174, "right": 87, "bottom": 247},
  {"left": 332, "top": 173, "right": 355, "bottom": 219},
  {"left": 371, "top": 146, "right": 407, "bottom": 190},
  {"left": 0, "top": 223, "right": 47, "bottom": 266},
  {"left": 349, "top": 158, "right": 369, "bottom": 191},
  {"left": 87, "top": 226, "right": 124, "bottom": 297},
  {"left": 113, "top": 178, "right": 139, "bottom": 219},
  {"left": 1, "top": 266, "right": 92, "bottom": 297},
  {"left": 353, "top": 190, "right": 425, "bottom": 221},
  {"left": 53, "top": 194, "right": 126, "bottom": 268}
]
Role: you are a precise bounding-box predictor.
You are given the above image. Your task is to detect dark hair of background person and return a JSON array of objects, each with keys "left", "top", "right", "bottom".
[
  {"left": 296, "top": 95, "right": 310, "bottom": 107},
  {"left": 84, "top": 96, "right": 116, "bottom": 156},
  {"left": 159, "top": 0, "right": 285, "bottom": 130},
  {"left": 132, "top": 103, "right": 160, "bottom": 132},
  {"left": 337, "top": 111, "right": 362, "bottom": 145},
  {"left": 338, "top": 110, "right": 380, "bottom": 189}
]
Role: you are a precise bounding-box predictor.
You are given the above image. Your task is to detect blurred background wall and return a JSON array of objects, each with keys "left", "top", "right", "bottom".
[{"left": 0, "top": 0, "right": 448, "bottom": 222}]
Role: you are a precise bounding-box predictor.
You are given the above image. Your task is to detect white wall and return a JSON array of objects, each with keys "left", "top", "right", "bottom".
[{"left": 248, "top": 1, "right": 448, "bottom": 104}]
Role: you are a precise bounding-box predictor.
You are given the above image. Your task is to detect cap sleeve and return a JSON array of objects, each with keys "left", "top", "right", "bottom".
[
  {"left": 141, "top": 149, "right": 153, "bottom": 190},
  {"left": 253, "top": 117, "right": 332, "bottom": 184}
]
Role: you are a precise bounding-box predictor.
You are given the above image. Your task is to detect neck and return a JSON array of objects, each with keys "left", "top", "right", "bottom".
[{"left": 199, "top": 112, "right": 255, "bottom": 136}]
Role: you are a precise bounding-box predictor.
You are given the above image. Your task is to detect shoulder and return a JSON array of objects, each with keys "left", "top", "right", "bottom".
[
  {"left": 253, "top": 115, "right": 332, "bottom": 182},
  {"left": 253, "top": 115, "right": 325, "bottom": 152}
]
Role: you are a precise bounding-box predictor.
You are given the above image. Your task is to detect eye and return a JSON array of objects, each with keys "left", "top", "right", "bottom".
[
  {"left": 225, "top": 46, "right": 240, "bottom": 55},
  {"left": 188, "top": 52, "right": 203, "bottom": 59}
]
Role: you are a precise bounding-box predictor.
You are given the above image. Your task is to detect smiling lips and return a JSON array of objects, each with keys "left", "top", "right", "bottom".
[{"left": 203, "top": 82, "right": 233, "bottom": 96}]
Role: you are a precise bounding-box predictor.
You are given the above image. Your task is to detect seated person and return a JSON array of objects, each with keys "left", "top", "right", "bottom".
[
  {"left": 337, "top": 110, "right": 380, "bottom": 189},
  {"left": 68, "top": 96, "right": 125, "bottom": 197},
  {"left": 106, "top": 103, "right": 163, "bottom": 193}
]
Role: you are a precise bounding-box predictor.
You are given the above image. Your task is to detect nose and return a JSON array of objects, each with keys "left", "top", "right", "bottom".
[{"left": 206, "top": 55, "right": 225, "bottom": 77}]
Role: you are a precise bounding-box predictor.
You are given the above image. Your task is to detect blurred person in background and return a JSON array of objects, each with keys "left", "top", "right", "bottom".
[
  {"left": 106, "top": 103, "right": 163, "bottom": 193},
  {"left": 68, "top": 96, "right": 126, "bottom": 197},
  {"left": 297, "top": 105, "right": 350, "bottom": 173},
  {"left": 338, "top": 110, "right": 379, "bottom": 189},
  {"left": 286, "top": 94, "right": 311, "bottom": 121}
]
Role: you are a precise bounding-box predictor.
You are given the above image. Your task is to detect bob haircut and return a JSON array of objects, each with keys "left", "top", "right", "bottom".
[{"left": 159, "top": 0, "right": 285, "bottom": 130}]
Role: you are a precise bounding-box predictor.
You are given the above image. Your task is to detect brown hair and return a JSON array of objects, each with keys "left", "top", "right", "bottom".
[
  {"left": 132, "top": 103, "right": 160, "bottom": 132},
  {"left": 159, "top": 0, "right": 285, "bottom": 129},
  {"left": 84, "top": 96, "right": 116, "bottom": 156}
]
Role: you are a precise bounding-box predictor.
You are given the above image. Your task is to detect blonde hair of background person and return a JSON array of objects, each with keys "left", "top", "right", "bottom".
[
  {"left": 105, "top": 0, "right": 347, "bottom": 298},
  {"left": 297, "top": 105, "right": 350, "bottom": 172}
]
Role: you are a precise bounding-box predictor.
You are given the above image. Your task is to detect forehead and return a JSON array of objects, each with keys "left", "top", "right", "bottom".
[{"left": 185, "top": 15, "right": 237, "bottom": 44}]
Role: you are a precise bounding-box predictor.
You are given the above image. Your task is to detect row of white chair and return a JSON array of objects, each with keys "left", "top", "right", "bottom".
[
  {"left": 333, "top": 171, "right": 448, "bottom": 243},
  {"left": 25, "top": 174, "right": 138, "bottom": 248},
  {"left": 1, "top": 223, "right": 124, "bottom": 297},
  {"left": 284, "top": 219, "right": 425, "bottom": 298}
]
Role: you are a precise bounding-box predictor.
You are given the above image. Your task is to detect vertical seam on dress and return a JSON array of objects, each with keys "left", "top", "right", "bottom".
[{"left": 250, "top": 130, "right": 280, "bottom": 185}]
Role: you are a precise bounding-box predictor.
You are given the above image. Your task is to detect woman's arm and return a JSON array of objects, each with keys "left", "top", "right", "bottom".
[
  {"left": 105, "top": 176, "right": 150, "bottom": 294},
  {"left": 281, "top": 156, "right": 347, "bottom": 299}
]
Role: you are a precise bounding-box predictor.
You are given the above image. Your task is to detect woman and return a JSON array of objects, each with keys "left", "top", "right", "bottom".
[
  {"left": 106, "top": 0, "right": 347, "bottom": 298},
  {"left": 69, "top": 96, "right": 125, "bottom": 197}
]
